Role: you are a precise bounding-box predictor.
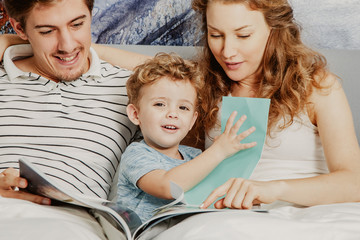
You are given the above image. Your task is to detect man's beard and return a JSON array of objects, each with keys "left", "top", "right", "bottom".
[
  {"left": 55, "top": 67, "right": 85, "bottom": 82},
  {"left": 52, "top": 47, "right": 89, "bottom": 82}
]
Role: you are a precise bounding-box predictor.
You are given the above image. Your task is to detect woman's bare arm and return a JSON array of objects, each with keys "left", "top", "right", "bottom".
[
  {"left": 202, "top": 74, "right": 360, "bottom": 209},
  {"left": 91, "top": 43, "right": 152, "bottom": 70},
  {"left": 0, "top": 34, "right": 28, "bottom": 61},
  {"left": 0, "top": 34, "right": 151, "bottom": 70}
]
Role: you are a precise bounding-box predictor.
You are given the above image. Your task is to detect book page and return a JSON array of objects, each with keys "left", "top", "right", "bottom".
[{"left": 18, "top": 158, "right": 140, "bottom": 240}]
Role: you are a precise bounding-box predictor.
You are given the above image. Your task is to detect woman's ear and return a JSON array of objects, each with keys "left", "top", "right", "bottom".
[
  {"left": 9, "top": 18, "right": 28, "bottom": 40},
  {"left": 126, "top": 104, "right": 140, "bottom": 125}
]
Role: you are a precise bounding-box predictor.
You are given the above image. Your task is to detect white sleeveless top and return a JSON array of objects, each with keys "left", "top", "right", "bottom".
[{"left": 205, "top": 107, "right": 329, "bottom": 181}]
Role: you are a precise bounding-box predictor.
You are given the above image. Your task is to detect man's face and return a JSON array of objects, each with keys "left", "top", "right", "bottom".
[{"left": 12, "top": 0, "right": 92, "bottom": 82}]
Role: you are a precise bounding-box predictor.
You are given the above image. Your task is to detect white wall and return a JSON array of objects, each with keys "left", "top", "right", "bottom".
[{"left": 290, "top": 0, "right": 360, "bottom": 49}]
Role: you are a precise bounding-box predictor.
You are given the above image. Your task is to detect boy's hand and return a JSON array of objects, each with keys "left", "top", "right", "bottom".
[{"left": 212, "top": 111, "right": 256, "bottom": 158}]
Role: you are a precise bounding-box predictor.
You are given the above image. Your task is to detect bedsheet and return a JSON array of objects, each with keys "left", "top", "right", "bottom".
[
  {"left": 0, "top": 197, "right": 108, "bottom": 240},
  {"left": 147, "top": 202, "right": 360, "bottom": 240},
  {"left": 2, "top": 196, "right": 360, "bottom": 240}
]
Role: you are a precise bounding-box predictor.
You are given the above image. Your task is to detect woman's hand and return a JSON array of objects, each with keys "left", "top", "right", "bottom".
[
  {"left": 0, "top": 168, "right": 51, "bottom": 205},
  {"left": 201, "top": 178, "right": 286, "bottom": 209}
]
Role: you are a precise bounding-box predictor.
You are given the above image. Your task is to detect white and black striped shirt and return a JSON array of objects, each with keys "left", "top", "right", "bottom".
[{"left": 0, "top": 45, "right": 138, "bottom": 199}]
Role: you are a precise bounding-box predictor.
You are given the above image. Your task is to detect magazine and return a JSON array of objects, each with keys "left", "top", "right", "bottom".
[
  {"left": 18, "top": 158, "right": 142, "bottom": 239},
  {"left": 19, "top": 158, "right": 267, "bottom": 240}
]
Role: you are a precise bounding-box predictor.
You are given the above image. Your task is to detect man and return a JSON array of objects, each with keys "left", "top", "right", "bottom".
[{"left": 0, "top": 0, "right": 138, "bottom": 239}]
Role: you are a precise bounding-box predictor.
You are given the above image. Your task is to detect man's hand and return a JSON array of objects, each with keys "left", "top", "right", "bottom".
[{"left": 0, "top": 168, "right": 51, "bottom": 205}]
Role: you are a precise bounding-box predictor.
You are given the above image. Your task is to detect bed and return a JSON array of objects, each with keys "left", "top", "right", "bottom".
[
  {"left": 0, "top": 45, "right": 359, "bottom": 240},
  {"left": 149, "top": 202, "right": 360, "bottom": 240}
]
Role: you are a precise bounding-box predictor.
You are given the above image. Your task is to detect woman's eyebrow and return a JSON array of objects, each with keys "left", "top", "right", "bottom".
[{"left": 207, "top": 24, "right": 252, "bottom": 31}]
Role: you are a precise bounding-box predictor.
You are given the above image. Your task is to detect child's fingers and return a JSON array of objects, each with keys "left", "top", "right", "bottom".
[
  {"left": 223, "top": 111, "right": 238, "bottom": 133},
  {"left": 236, "top": 126, "right": 256, "bottom": 141},
  {"left": 239, "top": 141, "right": 257, "bottom": 150},
  {"left": 236, "top": 126, "right": 256, "bottom": 150},
  {"left": 230, "top": 115, "right": 247, "bottom": 135}
]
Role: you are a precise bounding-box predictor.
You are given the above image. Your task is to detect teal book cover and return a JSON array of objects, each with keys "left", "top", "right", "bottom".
[{"left": 184, "top": 97, "right": 270, "bottom": 206}]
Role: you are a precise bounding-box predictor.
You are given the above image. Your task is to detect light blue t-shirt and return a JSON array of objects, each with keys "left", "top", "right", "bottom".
[{"left": 116, "top": 140, "right": 202, "bottom": 223}]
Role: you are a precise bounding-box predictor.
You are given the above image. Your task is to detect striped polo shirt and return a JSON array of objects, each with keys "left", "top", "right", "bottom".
[{"left": 0, "top": 45, "right": 138, "bottom": 199}]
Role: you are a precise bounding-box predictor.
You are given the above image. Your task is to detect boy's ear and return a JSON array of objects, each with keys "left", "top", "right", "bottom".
[
  {"left": 126, "top": 104, "right": 140, "bottom": 125},
  {"left": 9, "top": 18, "right": 28, "bottom": 40},
  {"left": 189, "top": 111, "right": 198, "bottom": 130}
]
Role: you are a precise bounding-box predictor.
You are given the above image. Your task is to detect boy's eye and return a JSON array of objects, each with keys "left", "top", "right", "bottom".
[
  {"left": 179, "top": 106, "right": 190, "bottom": 111},
  {"left": 154, "top": 103, "right": 165, "bottom": 107}
]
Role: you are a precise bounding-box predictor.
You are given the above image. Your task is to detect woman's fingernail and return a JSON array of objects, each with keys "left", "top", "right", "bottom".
[{"left": 199, "top": 203, "right": 204, "bottom": 209}]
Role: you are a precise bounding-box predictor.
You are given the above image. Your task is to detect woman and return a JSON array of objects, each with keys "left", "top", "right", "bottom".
[{"left": 192, "top": 0, "right": 360, "bottom": 210}]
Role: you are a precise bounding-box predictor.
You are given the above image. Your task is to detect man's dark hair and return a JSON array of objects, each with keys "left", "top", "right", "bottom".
[{"left": 2, "top": 0, "right": 94, "bottom": 30}]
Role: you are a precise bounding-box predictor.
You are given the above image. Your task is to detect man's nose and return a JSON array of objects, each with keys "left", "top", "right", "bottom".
[{"left": 57, "top": 29, "right": 76, "bottom": 53}]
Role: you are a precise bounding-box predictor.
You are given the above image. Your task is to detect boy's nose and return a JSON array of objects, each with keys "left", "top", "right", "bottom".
[{"left": 166, "top": 110, "right": 178, "bottom": 119}]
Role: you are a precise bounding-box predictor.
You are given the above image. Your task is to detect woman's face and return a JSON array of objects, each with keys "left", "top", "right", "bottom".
[{"left": 206, "top": 1, "right": 271, "bottom": 83}]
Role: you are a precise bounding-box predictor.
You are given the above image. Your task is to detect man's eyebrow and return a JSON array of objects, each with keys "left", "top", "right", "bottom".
[{"left": 34, "top": 15, "right": 87, "bottom": 29}]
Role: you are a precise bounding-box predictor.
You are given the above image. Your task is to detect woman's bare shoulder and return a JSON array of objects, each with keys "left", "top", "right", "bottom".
[{"left": 311, "top": 71, "right": 342, "bottom": 98}]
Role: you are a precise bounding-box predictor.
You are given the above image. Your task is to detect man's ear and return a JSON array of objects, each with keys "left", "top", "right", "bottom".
[
  {"left": 126, "top": 104, "right": 140, "bottom": 126},
  {"left": 9, "top": 18, "right": 28, "bottom": 40}
]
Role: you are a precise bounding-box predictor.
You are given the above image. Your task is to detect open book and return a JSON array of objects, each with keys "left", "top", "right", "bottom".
[
  {"left": 19, "top": 158, "right": 141, "bottom": 239},
  {"left": 18, "top": 97, "right": 270, "bottom": 239},
  {"left": 19, "top": 158, "right": 267, "bottom": 240}
]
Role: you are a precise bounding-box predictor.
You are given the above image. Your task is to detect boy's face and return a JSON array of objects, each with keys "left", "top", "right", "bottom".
[{"left": 128, "top": 76, "right": 198, "bottom": 153}]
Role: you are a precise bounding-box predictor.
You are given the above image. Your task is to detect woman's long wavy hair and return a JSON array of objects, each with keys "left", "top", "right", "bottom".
[{"left": 192, "top": 0, "right": 329, "bottom": 137}]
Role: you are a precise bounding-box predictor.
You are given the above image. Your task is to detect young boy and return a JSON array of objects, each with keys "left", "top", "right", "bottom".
[{"left": 117, "top": 53, "right": 256, "bottom": 222}]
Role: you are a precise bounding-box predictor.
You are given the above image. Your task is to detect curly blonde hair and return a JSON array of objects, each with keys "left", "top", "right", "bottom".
[
  {"left": 192, "top": 0, "right": 329, "bottom": 136},
  {"left": 126, "top": 52, "right": 205, "bottom": 140}
]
